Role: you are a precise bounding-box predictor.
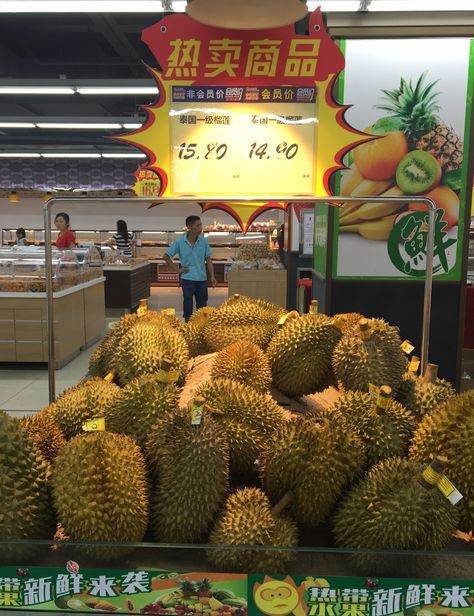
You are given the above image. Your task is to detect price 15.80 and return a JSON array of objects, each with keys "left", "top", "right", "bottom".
[{"left": 176, "top": 141, "right": 299, "bottom": 161}]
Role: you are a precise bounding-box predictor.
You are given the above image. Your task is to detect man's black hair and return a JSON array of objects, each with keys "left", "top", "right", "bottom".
[{"left": 186, "top": 215, "right": 201, "bottom": 228}]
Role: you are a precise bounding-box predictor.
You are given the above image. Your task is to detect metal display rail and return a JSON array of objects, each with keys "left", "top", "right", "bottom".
[{"left": 44, "top": 196, "right": 436, "bottom": 402}]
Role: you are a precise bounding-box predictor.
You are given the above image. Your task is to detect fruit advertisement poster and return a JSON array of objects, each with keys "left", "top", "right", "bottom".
[
  {"left": 0, "top": 568, "right": 247, "bottom": 614},
  {"left": 334, "top": 38, "right": 474, "bottom": 280},
  {"left": 248, "top": 575, "right": 474, "bottom": 616}
]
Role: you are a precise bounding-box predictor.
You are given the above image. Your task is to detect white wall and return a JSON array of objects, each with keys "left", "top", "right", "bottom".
[{"left": 0, "top": 198, "right": 283, "bottom": 234}]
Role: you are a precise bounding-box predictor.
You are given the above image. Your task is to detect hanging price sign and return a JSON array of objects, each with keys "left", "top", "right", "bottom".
[{"left": 170, "top": 86, "right": 317, "bottom": 196}]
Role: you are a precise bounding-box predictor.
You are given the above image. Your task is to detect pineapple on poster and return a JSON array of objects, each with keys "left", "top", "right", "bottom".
[{"left": 335, "top": 38, "right": 472, "bottom": 281}]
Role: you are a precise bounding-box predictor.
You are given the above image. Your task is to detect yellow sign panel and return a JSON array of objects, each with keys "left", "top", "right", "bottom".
[{"left": 170, "top": 95, "right": 317, "bottom": 196}]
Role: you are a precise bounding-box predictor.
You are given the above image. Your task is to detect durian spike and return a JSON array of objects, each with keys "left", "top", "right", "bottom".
[
  {"left": 271, "top": 491, "right": 293, "bottom": 517},
  {"left": 423, "top": 363, "right": 439, "bottom": 384}
]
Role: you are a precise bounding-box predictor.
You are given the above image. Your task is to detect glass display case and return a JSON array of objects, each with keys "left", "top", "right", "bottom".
[{"left": 0, "top": 247, "right": 103, "bottom": 293}]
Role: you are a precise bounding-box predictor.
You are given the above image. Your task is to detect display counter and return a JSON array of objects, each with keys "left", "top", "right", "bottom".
[
  {"left": 149, "top": 258, "right": 230, "bottom": 287},
  {"left": 0, "top": 247, "right": 105, "bottom": 367},
  {"left": 0, "top": 277, "right": 105, "bottom": 367},
  {"left": 227, "top": 268, "right": 287, "bottom": 306},
  {"left": 103, "top": 258, "right": 151, "bottom": 310}
]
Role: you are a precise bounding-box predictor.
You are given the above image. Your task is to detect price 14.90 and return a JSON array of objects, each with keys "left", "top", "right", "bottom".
[{"left": 176, "top": 141, "right": 299, "bottom": 161}]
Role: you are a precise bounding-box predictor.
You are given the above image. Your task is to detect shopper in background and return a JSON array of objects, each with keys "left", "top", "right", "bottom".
[
  {"left": 164, "top": 215, "right": 216, "bottom": 322},
  {"left": 112, "top": 219, "right": 134, "bottom": 258},
  {"left": 15, "top": 228, "right": 28, "bottom": 246},
  {"left": 54, "top": 212, "right": 76, "bottom": 249},
  {"left": 277, "top": 223, "right": 285, "bottom": 264}
]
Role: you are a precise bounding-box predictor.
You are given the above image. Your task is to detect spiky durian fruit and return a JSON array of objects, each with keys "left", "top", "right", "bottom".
[
  {"left": 52, "top": 432, "right": 148, "bottom": 558},
  {"left": 21, "top": 404, "right": 65, "bottom": 463},
  {"left": 211, "top": 341, "right": 272, "bottom": 393},
  {"left": 141, "top": 311, "right": 186, "bottom": 335},
  {"left": 116, "top": 322, "right": 189, "bottom": 386},
  {"left": 0, "top": 411, "right": 55, "bottom": 560},
  {"left": 54, "top": 378, "right": 121, "bottom": 440},
  {"left": 260, "top": 410, "right": 365, "bottom": 528},
  {"left": 333, "top": 312, "right": 364, "bottom": 332},
  {"left": 333, "top": 457, "right": 459, "bottom": 572},
  {"left": 147, "top": 408, "right": 229, "bottom": 543},
  {"left": 396, "top": 369, "right": 456, "bottom": 420},
  {"left": 107, "top": 373, "right": 180, "bottom": 448},
  {"left": 332, "top": 318, "right": 406, "bottom": 393},
  {"left": 208, "top": 487, "right": 298, "bottom": 573},
  {"left": 267, "top": 314, "right": 342, "bottom": 397},
  {"left": 329, "top": 388, "right": 416, "bottom": 467},
  {"left": 203, "top": 300, "right": 285, "bottom": 352},
  {"left": 184, "top": 307, "right": 217, "bottom": 357},
  {"left": 195, "top": 378, "right": 287, "bottom": 476},
  {"left": 88, "top": 313, "right": 138, "bottom": 378},
  {"left": 409, "top": 390, "right": 474, "bottom": 529}
]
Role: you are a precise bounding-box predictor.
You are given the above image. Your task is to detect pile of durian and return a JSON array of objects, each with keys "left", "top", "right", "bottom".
[{"left": 2, "top": 295, "right": 472, "bottom": 574}]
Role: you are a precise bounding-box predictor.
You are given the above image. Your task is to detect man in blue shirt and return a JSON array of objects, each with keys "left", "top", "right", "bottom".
[{"left": 164, "top": 215, "right": 216, "bottom": 321}]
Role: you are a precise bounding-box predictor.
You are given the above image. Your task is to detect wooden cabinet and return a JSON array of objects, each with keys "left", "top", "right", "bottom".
[
  {"left": 0, "top": 278, "right": 105, "bottom": 367},
  {"left": 227, "top": 269, "right": 287, "bottom": 307}
]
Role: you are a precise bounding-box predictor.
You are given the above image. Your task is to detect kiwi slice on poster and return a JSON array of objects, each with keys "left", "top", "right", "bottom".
[{"left": 396, "top": 150, "right": 441, "bottom": 194}]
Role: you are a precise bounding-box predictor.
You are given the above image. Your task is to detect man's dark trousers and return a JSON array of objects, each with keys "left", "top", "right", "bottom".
[{"left": 181, "top": 278, "right": 208, "bottom": 322}]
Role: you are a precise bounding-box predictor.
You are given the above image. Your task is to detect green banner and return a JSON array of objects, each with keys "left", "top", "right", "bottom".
[
  {"left": 0, "top": 568, "right": 472, "bottom": 616},
  {"left": 248, "top": 575, "right": 474, "bottom": 616},
  {"left": 0, "top": 567, "right": 247, "bottom": 614}
]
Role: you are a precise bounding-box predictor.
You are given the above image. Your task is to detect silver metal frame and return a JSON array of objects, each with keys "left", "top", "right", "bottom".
[{"left": 44, "top": 195, "right": 436, "bottom": 402}]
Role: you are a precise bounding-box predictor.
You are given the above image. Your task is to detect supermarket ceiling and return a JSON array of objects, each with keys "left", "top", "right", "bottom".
[{"left": 0, "top": 1, "right": 473, "bottom": 156}]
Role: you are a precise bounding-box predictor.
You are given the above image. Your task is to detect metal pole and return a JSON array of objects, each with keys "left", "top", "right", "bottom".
[
  {"left": 43, "top": 195, "right": 436, "bottom": 402},
  {"left": 43, "top": 200, "right": 55, "bottom": 402},
  {"left": 421, "top": 203, "right": 436, "bottom": 377}
]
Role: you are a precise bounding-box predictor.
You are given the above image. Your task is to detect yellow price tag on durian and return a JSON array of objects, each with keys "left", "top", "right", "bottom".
[
  {"left": 103, "top": 372, "right": 115, "bottom": 383},
  {"left": 438, "top": 475, "right": 463, "bottom": 505},
  {"left": 82, "top": 417, "right": 106, "bottom": 432},
  {"left": 408, "top": 358, "right": 420, "bottom": 373},
  {"left": 156, "top": 368, "right": 180, "bottom": 383},
  {"left": 401, "top": 339, "right": 415, "bottom": 354},
  {"left": 190, "top": 402, "right": 204, "bottom": 426},
  {"left": 161, "top": 308, "right": 176, "bottom": 317},
  {"left": 137, "top": 305, "right": 148, "bottom": 318}
]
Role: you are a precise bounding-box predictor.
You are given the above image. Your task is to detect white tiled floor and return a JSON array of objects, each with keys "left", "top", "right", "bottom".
[{"left": 0, "top": 285, "right": 228, "bottom": 415}]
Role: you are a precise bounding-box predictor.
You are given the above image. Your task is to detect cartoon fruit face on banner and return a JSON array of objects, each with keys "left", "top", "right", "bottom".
[{"left": 115, "top": 9, "right": 370, "bottom": 232}]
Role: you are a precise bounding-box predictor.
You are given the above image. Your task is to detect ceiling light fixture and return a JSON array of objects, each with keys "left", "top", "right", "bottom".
[
  {"left": 368, "top": 0, "right": 472, "bottom": 9},
  {"left": 0, "top": 122, "right": 36, "bottom": 128},
  {"left": 102, "top": 153, "right": 147, "bottom": 158},
  {"left": 76, "top": 87, "right": 158, "bottom": 95},
  {"left": 307, "top": 1, "right": 360, "bottom": 10},
  {"left": 41, "top": 153, "right": 102, "bottom": 158},
  {"left": 0, "top": 152, "right": 40, "bottom": 157},
  {"left": 186, "top": 0, "right": 307, "bottom": 28},
  {"left": 0, "top": 87, "right": 75, "bottom": 94},
  {"left": 37, "top": 122, "right": 122, "bottom": 129},
  {"left": 122, "top": 123, "right": 144, "bottom": 129},
  {"left": 0, "top": 1, "right": 166, "bottom": 12},
  {"left": 7, "top": 190, "right": 19, "bottom": 203}
]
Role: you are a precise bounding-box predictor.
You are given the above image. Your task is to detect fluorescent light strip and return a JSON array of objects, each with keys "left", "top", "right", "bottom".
[
  {"left": 102, "top": 153, "right": 146, "bottom": 158},
  {"left": 123, "top": 123, "right": 143, "bottom": 129},
  {"left": 0, "top": 1, "right": 165, "bottom": 11},
  {"left": 77, "top": 87, "right": 158, "bottom": 95},
  {"left": 307, "top": 1, "right": 360, "bottom": 10},
  {"left": 0, "top": 152, "right": 40, "bottom": 157},
  {"left": 368, "top": 0, "right": 473, "bottom": 8},
  {"left": 0, "top": 122, "right": 35, "bottom": 128},
  {"left": 37, "top": 122, "right": 122, "bottom": 129},
  {"left": 0, "top": 152, "right": 145, "bottom": 158},
  {"left": 41, "top": 153, "right": 101, "bottom": 158},
  {"left": 0, "top": 87, "right": 75, "bottom": 94}
]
